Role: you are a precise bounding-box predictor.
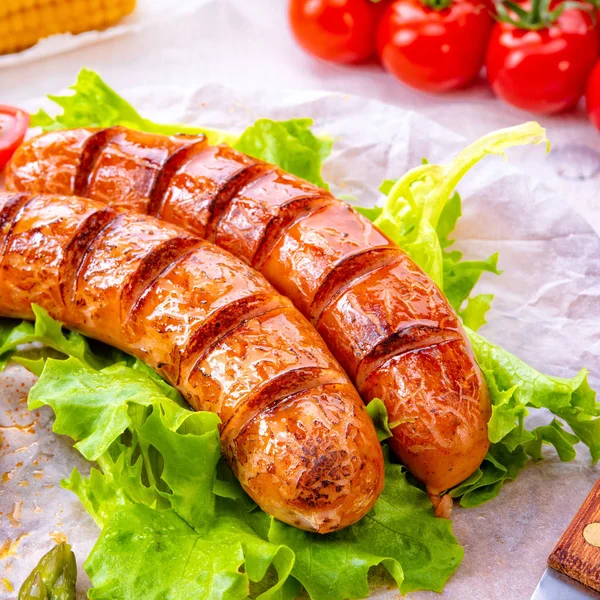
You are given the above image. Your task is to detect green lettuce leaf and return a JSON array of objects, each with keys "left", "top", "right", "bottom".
[
  {"left": 86, "top": 506, "right": 261, "bottom": 600},
  {"left": 455, "top": 330, "right": 600, "bottom": 504},
  {"left": 30, "top": 69, "right": 332, "bottom": 187},
  {"left": 30, "top": 68, "right": 236, "bottom": 146},
  {"left": 29, "top": 354, "right": 221, "bottom": 530},
  {"left": 235, "top": 118, "right": 332, "bottom": 189},
  {"left": 81, "top": 491, "right": 298, "bottom": 600},
  {"left": 0, "top": 305, "right": 107, "bottom": 372},
  {"left": 360, "top": 124, "right": 598, "bottom": 506},
  {"left": 0, "top": 319, "right": 18, "bottom": 371},
  {"left": 459, "top": 294, "right": 494, "bottom": 332},
  {"left": 436, "top": 190, "right": 499, "bottom": 329},
  {"left": 5, "top": 308, "right": 462, "bottom": 599}
]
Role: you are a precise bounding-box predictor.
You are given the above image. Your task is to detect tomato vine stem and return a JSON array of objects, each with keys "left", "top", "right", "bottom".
[{"left": 496, "top": 0, "right": 594, "bottom": 29}]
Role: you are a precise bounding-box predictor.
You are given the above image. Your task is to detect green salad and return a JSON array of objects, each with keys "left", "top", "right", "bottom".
[{"left": 2, "top": 69, "right": 598, "bottom": 599}]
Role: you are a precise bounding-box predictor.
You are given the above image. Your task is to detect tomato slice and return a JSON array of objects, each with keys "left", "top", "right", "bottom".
[{"left": 0, "top": 106, "right": 30, "bottom": 170}]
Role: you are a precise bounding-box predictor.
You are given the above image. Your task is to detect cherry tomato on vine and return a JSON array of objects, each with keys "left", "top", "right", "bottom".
[
  {"left": 376, "top": 0, "right": 493, "bottom": 93},
  {"left": 586, "top": 61, "right": 600, "bottom": 132},
  {"left": 486, "top": 2, "right": 598, "bottom": 114},
  {"left": 0, "top": 106, "right": 29, "bottom": 170},
  {"left": 289, "top": 0, "right": 384, "bottom": 64}
]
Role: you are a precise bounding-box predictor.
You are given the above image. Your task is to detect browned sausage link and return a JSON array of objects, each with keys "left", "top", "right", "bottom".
[
  {"left": 7, "top": 129, "right": 492, "bottom": 493},
  {"left": 0, "top": 192, "right": 384, "bottom": 533}
]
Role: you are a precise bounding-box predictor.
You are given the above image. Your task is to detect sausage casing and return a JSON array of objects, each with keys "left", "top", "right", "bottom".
[
  {"left": 0, "top": 191, "right": 384, "bottom": 533},
  {"left": 7, "top": 127, "right": 492, "bottom": 493}
]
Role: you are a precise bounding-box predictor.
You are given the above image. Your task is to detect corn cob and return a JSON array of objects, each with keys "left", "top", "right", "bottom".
[{"left": 1, "top": 0, "right": 136, "bottom": 55}]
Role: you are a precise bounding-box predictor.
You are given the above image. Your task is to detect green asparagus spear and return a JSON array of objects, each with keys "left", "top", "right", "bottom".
[{"left": 18, "top": 542, "right": 77, "bottom": 600}]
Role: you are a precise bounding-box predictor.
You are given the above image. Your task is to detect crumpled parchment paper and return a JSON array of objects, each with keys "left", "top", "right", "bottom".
[{"left": 1, "top": 85, "right": 599, "bottom": 599}]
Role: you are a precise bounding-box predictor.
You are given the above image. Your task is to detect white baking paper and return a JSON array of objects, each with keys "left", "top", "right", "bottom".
[{"left": 1, "top": 85, "right": 599, "bottom": 599}]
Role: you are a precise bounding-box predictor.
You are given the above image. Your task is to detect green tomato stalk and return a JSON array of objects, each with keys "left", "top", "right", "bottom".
[{"left": 496, "top": 0, "right": 594, "bottom": 30}]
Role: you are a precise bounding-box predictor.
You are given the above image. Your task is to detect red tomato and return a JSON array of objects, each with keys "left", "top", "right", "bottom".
[
  {"left": 586, "top": 60, "right": 600, "bottom": 131},
  {"left": 376, "top": 0, "right": 493, "bottom": 93},
  {"left": 486, "top": 6, "right": 598, "bottom": 114},
  {"left": 0, "top": 106, "right": 29, "bottom": 169},
  {"left": 289, "top": 0, "right": 382, "bottom": 64}
]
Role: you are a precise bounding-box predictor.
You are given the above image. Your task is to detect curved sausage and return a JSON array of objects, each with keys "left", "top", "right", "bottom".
[
  {"left": 0, "top": 191, "right": 384, "bottom": 533},
  {"left": 7, "top": 128, "right": 492, "bottom": 493}
]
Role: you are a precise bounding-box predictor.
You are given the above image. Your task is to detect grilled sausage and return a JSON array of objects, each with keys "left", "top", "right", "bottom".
[
  {"left": 7, "top": 127, "right": 492, "bottom": 493},
  {"left": 0, "top": 191, "right": 385, "bottom": 533}
]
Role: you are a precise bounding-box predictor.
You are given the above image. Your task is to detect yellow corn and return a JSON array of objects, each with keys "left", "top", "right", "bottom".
[{"left": 1, "top": 0, "right": 136, "bottom": 55}]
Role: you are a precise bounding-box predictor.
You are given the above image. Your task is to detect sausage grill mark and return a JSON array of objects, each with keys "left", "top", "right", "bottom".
[
  {"left": 148, "top": 135, "right": 209, "bottom": 221},
  {"left": 180, "top": 292, "right": 287, "bottom": 384},
  {"left": 0, "top": 193, "right": 31, "bottom": 260},
  {"left": 221, "top": 367, "right": 348, "bottom": 442},
  {"left": 250, "top": 194, "right": 333, "bottom": 270},
  {"left": 74, "top": 127, "right": 119, "bottom": 197},
  {"left": 122, "top": 235, "right": 201, "bottom": 319},
  {"left": 60, "top": 207, "right": 121, "bottom": 308},
  {"left": 310, "top": 246, "right": 401, "bottom": 326},
  {"left": 204, "top": 162, "right": 275, "bottom": 243},
  {"left": 73, "top": 212, "right": 127, "bottom": 289},
  {"left": 356, "top": 325, "right": 464, "bottom": 390}
]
